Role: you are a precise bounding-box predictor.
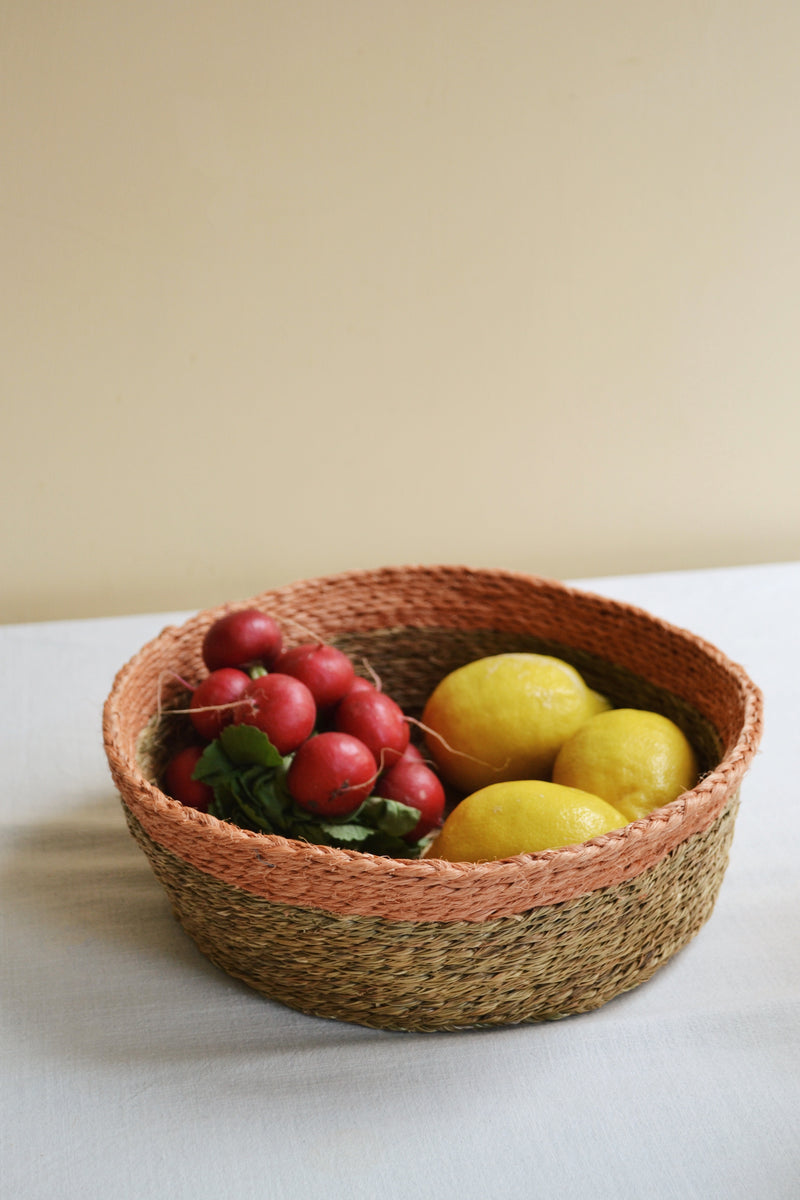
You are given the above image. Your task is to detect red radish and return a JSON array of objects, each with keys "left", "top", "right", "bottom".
[
  {"left": 344, "top": 676, "right": 377, "bottom": 697},
  {"left": 287, "top": 732, "right": 377, "bottom": 816},
  {"left": 316, "top": 675, "right": 375, "bottom": 732},
  {"left": 202, "top": 609, "right": 283, "bottom": 672},
  {"left": 334, "top": 688, "right": 410, "bottom": 768},
  {"left": 374, "top": 757, "right": 446, "bottom": 840},
  {"left": 400, "top": 743, "right": 425, "bottom": 764},
  {"left": 273, "top": 643, "right": 355, "bottom": 709},
  {"left": 190, "top": 667, "right": 250, "bottom": 741},
  {"left": 236, "top": 673, "right": 316, "bottom": 754},
  {"left": 164, "top": 746, "right": 214, "bottom": 812}
]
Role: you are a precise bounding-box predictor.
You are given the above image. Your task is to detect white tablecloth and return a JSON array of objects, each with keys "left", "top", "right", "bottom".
[{"left": 2, "top": 563, "right": 798, "bottom": 1200}]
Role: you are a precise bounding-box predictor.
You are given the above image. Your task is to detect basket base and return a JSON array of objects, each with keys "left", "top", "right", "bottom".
[{"left": 123, "top": 796, "right": 739, "bottom": 1032}]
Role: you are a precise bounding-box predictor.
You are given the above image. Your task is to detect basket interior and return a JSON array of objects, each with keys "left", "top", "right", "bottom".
[{"left": 138, "top": 624, "right": 724, "bottom": 820}]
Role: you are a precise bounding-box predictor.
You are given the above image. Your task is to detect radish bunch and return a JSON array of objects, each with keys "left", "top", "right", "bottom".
[{"left": 162, "top": 608, "right": 445, "bottom": 852}]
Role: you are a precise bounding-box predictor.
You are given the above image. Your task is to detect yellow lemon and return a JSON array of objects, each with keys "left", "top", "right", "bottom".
[
  {"left": 587, "top": 689, "right": 613, "bottom": 717},
  {"left": 422, "top": 653, "right": 596, "bottom": 793},
  {"left": 552, "top": 708, "right": 699, "bottom": 822},
  {"left": 429, "top": 779, "right": 626, "bottom": 863}
]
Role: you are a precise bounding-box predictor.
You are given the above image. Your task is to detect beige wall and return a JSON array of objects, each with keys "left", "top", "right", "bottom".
[{"left": 2, "top": 2, "right": 798, "bottom": 623}]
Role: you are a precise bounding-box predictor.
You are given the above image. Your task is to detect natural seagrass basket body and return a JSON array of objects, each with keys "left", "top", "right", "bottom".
[{"left": 103, "top": 566, "right": 762, "bottom": 1032}]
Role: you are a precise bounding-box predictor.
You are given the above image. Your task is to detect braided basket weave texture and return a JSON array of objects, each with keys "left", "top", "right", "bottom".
[{"left": 103, "top": 566, "right": 762, "bottom": 1030}]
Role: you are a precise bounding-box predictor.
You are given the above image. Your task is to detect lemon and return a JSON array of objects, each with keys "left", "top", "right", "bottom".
[
  {"left": 429, "top": 779, "right": 626, "bottom": 862},
  {"left": 587, "top": 689, "right": 613, "bottom": 717},
  {"left": 552, "top": 708, "right": 699, "bottom": 822},
  {"left": 422, "top": 653, "right": 596, "bottom": 793}
]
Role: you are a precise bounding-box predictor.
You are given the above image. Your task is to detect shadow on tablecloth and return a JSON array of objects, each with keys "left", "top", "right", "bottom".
[{"left": 2, "top": 793, "right": 547, "bottom": 1067}]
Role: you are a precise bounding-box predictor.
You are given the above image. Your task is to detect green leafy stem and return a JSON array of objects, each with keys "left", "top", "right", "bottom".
[{"left": 192, "top": 724, "right": 428, "bottom": 858}]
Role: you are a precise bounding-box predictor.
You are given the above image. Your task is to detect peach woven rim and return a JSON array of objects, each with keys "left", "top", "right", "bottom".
[{"left": 103, "top": 565, "right": 763, "bottom": 923}]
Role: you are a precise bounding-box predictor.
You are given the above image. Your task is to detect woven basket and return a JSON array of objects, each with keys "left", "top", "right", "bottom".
[{"left": 103, "top": 565, "right": 762, "bottom": 1032}]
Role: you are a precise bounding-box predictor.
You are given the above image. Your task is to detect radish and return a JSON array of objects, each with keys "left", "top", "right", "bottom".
[
  {"left": 400, "top": 743, "right": 425, "bottom": 764},
  {"left": 287, "top": 732, "right": 377, "bottom": 816},
  {"left": 236, "top": 673, "right": 316, "bottom": 754},
  {"left": 190, "top": 667, "right": 250, "bottom": 741},
  {"left": 202, "top": 609, "right": 283, "bottom": 672},
  {"left": 340, "top": 676, "right": 378, "bottom": 702},
  {"left": 164, "top": 745, "right": 214, "bottom": 812},
  {"left": 334, "top": 688, "right": 410, "bottom": 769},
  {"left": 273, "top": 643, "right": 355, "bottom": 709},
  {"left": 374, "top": 757, "right": 446, "bottom": 840}
]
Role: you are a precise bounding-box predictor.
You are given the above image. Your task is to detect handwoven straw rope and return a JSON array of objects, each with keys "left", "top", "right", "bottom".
[
  {"left": 104, "top": 566, "right": 762, "bottom": 924},
  {"left": 124, "top": 794, "right": 738, "bottom": 1031}
]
